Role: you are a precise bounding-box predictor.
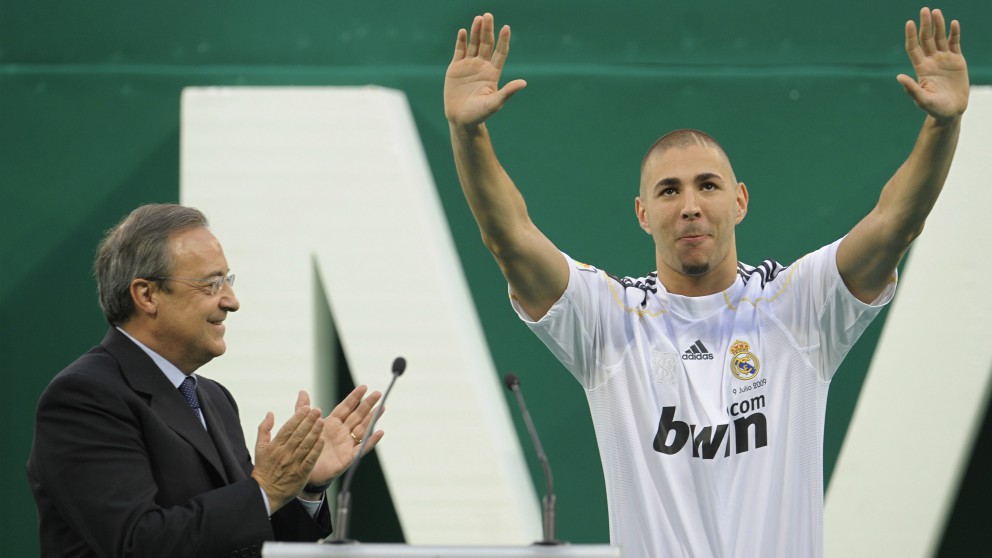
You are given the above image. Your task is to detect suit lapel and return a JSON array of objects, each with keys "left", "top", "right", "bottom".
[
  {"left": 198, "top": 386, "right": 247, "bottom": 482},
  {"left": 101, "top": 329, "right": 228, "bottom": 484}
]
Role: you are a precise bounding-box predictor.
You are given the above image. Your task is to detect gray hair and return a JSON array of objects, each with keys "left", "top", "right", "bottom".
[{"left": 94, "top": 204, "right": 209, "bottom": 326}]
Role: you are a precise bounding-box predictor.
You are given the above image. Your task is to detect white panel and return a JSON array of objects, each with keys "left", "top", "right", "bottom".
[
  {"left": 180, "top": 87, "right": 540, "bottom": 544},
  {"left": 825, "top": 87, "right": 992, "bottom": 557},
  {"left": 262, "top": 542, "right": 621, "bottom": 557}
]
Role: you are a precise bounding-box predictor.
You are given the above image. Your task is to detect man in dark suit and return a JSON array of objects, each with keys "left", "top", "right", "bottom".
[{"left": 27, "top": 204, "right": 384, "bottom": 557}]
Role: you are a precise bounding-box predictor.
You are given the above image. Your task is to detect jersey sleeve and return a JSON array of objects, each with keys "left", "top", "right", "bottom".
[
  {"left": 763, "top": 238, "right": 896, "bottom": 381},
  {"left": 510, "top": 252, "right": 631, "bottom": 390}
]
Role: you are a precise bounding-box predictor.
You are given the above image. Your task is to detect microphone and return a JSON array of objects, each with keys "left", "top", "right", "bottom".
[
  {"left": 504, "top": 372, "right": 564, "bottom": 545},
  {"left": 326, "top": 356, "right": 406, "bottom": 544}
]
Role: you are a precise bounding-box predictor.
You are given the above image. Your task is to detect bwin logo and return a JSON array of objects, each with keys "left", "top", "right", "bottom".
[
  {"left": 653, "top": 404, "right": 768, "bottom": 459},
  {"left": 682, "top": 340, "right": 714, "bottom": 360}
]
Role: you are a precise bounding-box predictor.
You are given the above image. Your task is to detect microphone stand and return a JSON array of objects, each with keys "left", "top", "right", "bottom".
[
  {"left": 325, "top": 357, "right": 406, "bottom": 544},
  {"left": 505, "top": 373, "right": 565, "bottom": 545}
]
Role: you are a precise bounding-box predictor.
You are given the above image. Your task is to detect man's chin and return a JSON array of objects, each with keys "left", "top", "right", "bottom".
[
  {"left": 207, "top": 341, "right": 227, "bottom": 360},
  {"left": 681, "top": 262, "right": 711, "bottom": 276}
]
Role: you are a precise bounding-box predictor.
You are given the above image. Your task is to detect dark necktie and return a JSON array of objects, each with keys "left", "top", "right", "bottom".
[{"left": 179, "top": 376, "right": 205, "bottom": 427}]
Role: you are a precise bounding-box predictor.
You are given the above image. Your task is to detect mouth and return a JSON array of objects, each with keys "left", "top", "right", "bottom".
[
  {"left": 677, "top": 225, "right": 708, "bottom": 240},
  {"left": 678, "top": 234, "right": 709, "bottom": 244}
]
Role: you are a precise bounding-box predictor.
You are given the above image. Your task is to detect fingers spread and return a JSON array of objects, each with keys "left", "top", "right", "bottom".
[
  {"left": 479, "top": 13, "right": 496, "bottom": 59},
  {"left": 467, "top": 15, "right": 482, "bottom": 57},
  {"left": 491, "top": 25, "right": 513, "bottom": 71},
  {"left": 452, "top": 28, "right": 467, "bottom": 62},
  {"left": 919, "top": 8, "right": 936, "bottom": 56},
  {"left": 360, "top": 430, "right": 386, "bottom": 456},
  {"left": 499, "top": 79, "right": 529, "bottom": 104},
  {"left": 354, "top": 402, "right": 383, "bottom": 437},
  {"left": 948, "top": 20, "right": 962, "bottom": 54},
  {"left": 357, "top": 390, "right": 382, "bottom": 415},
  {"left": 932, "top": 9, "right": 948, "bottom": 51},
  {"left": 329, "top": 385, "right": 368, "bottom": 421},
  {"left": 904, "top": 20, "right": 923, "bottom": 66},
  {"left": 340, "top": 394, "right": 379, "bottom": 438},
  {"left": 895, "top": 74, "right": 924, "bottom": 106}
]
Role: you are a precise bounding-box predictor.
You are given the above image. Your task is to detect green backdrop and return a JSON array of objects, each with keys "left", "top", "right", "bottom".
[{"left": 3, "top": 1, "right": 990, "bottom": 555}]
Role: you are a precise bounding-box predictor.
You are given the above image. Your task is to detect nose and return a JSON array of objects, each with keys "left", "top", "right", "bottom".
[
  {"left": 681, "top": 189, "right": 701, "bottom": 219},
  {"left": 219, "top": 284, "right": 240, "bottom": 312}
]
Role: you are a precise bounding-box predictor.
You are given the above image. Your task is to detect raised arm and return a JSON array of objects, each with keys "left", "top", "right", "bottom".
[
  {"left": 444, "top": 13, "right": 568, "bottom": 320},
  {"left": 837, "top": 7, "right": 969, "bottom": 303}
]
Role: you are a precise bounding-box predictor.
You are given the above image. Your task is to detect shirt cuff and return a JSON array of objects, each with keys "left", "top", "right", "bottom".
[
  {"left": 258, "top": 485, "right": 323, "bottom": 518},
  {"left": 297, "top": 493, "right": 324, "bottom": 518},
  {"left": 259, "top": 485, "right": 272, "bottom": 517}
]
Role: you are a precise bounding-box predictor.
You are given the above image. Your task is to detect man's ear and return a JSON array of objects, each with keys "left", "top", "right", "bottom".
[
  {"left": 130, "top": 278, "right": 159, "bottom": 318},
  {"left": 635, "top": 197, "right": 652, "bottom": 234},
  {"left": 736, "top": 183, "right": 749, "bottom": 224}
]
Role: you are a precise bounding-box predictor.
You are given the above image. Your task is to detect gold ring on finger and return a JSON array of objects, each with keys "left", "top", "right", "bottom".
[{"left": 350, "top": 432, "right": 362, "bottom": 444}]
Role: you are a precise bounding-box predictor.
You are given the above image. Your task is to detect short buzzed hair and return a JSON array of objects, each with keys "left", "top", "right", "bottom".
[{"left": 640, "top": 129, "right": 730, "bottom": 173}]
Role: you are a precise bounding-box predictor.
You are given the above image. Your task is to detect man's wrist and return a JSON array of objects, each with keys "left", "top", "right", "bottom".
[
  {"left": 299, "top": 491, "right": 324, "bottom": 503},
  {"left": 449, "top": 121, "right": 487, "bottom": 139},
  {"left": 303, "top": 479, "right": 332, "bottom": 494},
  {"left": 926, "top": 112, "right": 964, "bottom": 128}
]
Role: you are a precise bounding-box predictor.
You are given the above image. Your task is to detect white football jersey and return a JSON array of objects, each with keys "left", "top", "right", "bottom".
[{"left": 512, "top": 239, "right": 895, "bottom": 558}]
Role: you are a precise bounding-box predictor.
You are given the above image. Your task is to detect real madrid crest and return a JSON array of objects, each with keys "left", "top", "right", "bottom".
[{"left": 729, "top": 339, "right": 760, "bottom": 381}]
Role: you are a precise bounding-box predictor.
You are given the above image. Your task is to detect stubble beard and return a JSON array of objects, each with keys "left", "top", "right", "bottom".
[{"left": 681, "top": 262, "right": 711, "bottom": 276}]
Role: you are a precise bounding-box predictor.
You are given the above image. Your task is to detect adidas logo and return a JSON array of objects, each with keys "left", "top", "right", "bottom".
[{"left": 682, "top": 340, "right": 714, "bottom": 360}]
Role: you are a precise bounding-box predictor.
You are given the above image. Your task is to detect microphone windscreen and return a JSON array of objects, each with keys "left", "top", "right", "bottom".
[
  {"left": 503, "top": 372, "right": 520, "bottom": 390},
  {"left": 391, "top": 357, "right": 407, "bottom": 376}
]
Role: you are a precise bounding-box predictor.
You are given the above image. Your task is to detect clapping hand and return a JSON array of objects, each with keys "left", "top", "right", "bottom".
[{"left": 299, "top": 386, "right": 384, "bottom": 489}]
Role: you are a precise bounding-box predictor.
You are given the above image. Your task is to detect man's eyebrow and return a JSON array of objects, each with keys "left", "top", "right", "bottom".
[
  {"left": 654, "top": 177, "right": 681, "bottom": 189},
  {"left": 694, "top": 172, "right": 723, "bottom": 183},
  {"left": 653, "top": 172, "right": 724, "bottom": 190}
]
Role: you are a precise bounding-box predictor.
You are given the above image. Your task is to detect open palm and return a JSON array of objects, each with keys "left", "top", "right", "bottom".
[
  {"left": 897, "top": 8, "right": 969, "bottom": 121},
  {"left": 298, "top": 386, "right": 383, "bottom": 485},
  {"left": 444, "top": 13, "right": 527, "bottom": 127}
]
